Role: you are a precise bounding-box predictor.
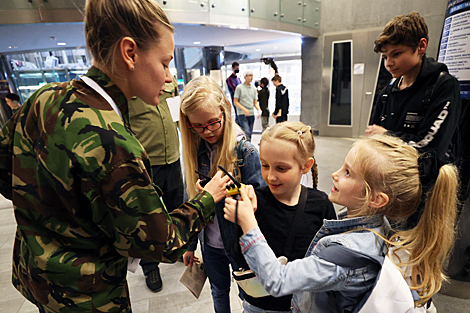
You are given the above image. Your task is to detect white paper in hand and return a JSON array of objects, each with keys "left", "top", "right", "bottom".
[{"left": 166, "top": 96, "right": 181, "bottom": 122}]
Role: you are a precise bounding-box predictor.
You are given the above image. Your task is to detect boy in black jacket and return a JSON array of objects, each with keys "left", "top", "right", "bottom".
[
  {"left": 366, "top": 12, "right": 461, "bottom": 163},
  {"left": 272, "top": 75, "right": 289, "bottom": 123}
]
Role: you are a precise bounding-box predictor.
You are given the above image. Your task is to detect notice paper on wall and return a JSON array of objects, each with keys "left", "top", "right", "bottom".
[{"left": 167, "top": 96, "right": 181, "bottom": 122}]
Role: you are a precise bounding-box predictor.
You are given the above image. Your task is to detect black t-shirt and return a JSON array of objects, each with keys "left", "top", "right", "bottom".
[{"left": 244, "top": 186, "right": 336, "bottom": 311}]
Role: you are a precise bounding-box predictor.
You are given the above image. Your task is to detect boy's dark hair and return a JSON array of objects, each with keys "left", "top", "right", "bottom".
[
  {"left": 271, "top": 75, "right": 282, "bottom": 83},
  {"left": 5, "top": 93, "right": 20, "bottom": 102},
  {"left": 374, "top": 12, "right": 428, "bottom": 58},
  {"left": 232, "top": 62, "right": 239, "bottom": 69},
  {"left": 260, "top": 77, "right": 269, "bottom": 87}
]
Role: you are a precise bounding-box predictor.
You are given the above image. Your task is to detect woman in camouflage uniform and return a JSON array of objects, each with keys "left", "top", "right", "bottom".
[{"left": 0, "top": 1, "right": 231, "bottom": 312}]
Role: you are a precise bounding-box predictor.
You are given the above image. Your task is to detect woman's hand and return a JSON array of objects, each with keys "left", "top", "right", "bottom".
[
  {"left": 224, "top": 185, "right": 258, "bottom": 234},
  {"left": 182, "top": 251, "right": 199, "bottom": 267},
  {"left": 202, "top": 171, "right": 230, "bottom": 203}
]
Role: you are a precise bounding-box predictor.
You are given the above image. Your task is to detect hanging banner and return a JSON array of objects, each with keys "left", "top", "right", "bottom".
[{"left": 438, "top": 0, "right": 470, "bottom": 99}]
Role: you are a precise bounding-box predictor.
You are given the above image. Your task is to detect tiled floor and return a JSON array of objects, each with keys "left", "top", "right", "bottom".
[{"left": 1, "top": 134, "right": 469, "bottom": 312}]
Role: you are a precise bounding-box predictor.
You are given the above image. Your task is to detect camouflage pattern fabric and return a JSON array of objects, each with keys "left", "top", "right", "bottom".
[{"left": 0, "top": 67, "right": 215, "bottom": 312}]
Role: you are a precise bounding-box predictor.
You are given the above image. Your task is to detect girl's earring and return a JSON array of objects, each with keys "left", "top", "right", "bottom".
[{"left": 131, "top": 65, "right": 135, "bottom": 71}]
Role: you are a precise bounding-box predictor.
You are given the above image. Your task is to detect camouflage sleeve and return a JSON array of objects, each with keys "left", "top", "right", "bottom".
[
  {"left": 87, "top": 157, "right": 215, "bottom": 262},
  {"left": 0, "top": 117, "right": 15, "bottom": 200}
]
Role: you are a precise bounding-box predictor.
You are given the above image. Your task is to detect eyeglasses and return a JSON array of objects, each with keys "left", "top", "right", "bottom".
[{"left": 188, "top": 113, "right": 224, "bottom": 134}]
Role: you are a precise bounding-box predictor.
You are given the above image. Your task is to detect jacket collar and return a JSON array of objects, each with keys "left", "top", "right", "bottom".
[{"left": 85, "top": 67, "right": 129, "bottom": 124}]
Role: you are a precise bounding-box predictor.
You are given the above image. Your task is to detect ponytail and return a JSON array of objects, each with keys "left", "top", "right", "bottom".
[{"left": 391, "top": 164, "right": 459, "bottom": 306}]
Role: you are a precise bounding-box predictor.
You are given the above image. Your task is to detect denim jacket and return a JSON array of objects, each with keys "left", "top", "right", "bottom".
[
  {"left": 240, "top": 211, "right": 388, "bottom": 313},
  {"left": 188, "top": 139, "right": 265, "bottom": 265}
]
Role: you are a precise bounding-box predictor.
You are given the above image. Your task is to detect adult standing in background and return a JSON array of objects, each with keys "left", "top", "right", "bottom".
[
  {"left": 234, "top": 69, "right": 260, "bottom": 141},
  {"left": 258, "top": 77, "right": 270, "bottom": 133},
  {"left": 226, "top": 62, "right": 241, "bottom": 124},
  {"left": 128, "top": 75, "right": 185, "bottom": 293},
  {"left": 0, "top": 1, "right": 230, "bottom": 312},
  {"left": 272, "top": 75, "right": 289, "bottom": 123}
]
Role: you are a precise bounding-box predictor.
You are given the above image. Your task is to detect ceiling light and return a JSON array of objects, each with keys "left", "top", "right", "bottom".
[
  {"left": 255, "top": 49, "right": 261, "bottom": 51},
  {"left": 57, "top": 42, "right": 66, "bottom": 46},
  {"left": 229, "top": 26, "right": 237, "bottom": 29},
  {"left": 193, "top": 41, "right": 201, "bottom": 44}
]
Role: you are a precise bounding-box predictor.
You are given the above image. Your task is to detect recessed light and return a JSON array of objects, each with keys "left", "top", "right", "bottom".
[
  {"left": 57, "top": 42, "right": 66, "bottom": 46},
  {"left": 193, "top": 41, "right": 201, "bottom": 44},
  {"left": 8, "top": 46, "right": 12, "bottom": 49},
  {"left": 255, "top": 49, "right": 261, "bottom": 51}
]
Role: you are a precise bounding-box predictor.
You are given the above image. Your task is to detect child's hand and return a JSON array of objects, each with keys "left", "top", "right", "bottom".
[
  {"left": 182, "top": 251, "right": 199, "bottom": 267},
  {"left": 365, "top": 124, "right": 387, "bottom": 136},
  {"left": 195, "top": 179, "right": 204, "bottom": 192},
  {"left": 224, "top": 186, "right": 258, "bottom": 234},
  {"left": 203, "top": 171, "right": 231, "bottom": 203}
]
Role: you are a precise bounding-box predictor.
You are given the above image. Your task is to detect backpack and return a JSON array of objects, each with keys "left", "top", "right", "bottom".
[{"left": 318, "top": 244, "right": 426, "bottom": 313}]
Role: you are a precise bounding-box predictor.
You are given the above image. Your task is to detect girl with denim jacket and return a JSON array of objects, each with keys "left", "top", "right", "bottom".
[
  {"left": 179, "top": 76, "right": 265, "bottom": 313},
  {"left": 225, "top": 134, "right": 459, "bottom": 312}
]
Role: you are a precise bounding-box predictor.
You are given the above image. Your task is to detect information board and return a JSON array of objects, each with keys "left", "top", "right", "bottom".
[{"left": 438, "top": 0, "right": 470, "bottom": 99}]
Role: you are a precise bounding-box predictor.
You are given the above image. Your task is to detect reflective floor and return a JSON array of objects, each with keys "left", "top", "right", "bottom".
[{"left": 0, "top": 134, "right": 468, "bottom": 312}]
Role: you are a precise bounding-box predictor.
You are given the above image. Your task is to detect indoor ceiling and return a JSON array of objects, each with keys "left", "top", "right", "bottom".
[{"left": 0, "top": 22, "right": 302, "bottom": 59}]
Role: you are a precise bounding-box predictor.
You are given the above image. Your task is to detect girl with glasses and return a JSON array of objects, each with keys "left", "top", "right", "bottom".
[{"left": 180, "top": 75, "right": 266, "bottom": 313}]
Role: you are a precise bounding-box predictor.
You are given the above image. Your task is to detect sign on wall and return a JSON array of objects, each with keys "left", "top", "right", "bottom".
[{"left": 438, "top": 0, "right": 470, "bottom": 99}]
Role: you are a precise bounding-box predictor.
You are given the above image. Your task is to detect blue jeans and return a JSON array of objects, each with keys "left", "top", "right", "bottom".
[
  {"left": 237, "top": 114, "right": 255, "bottom": 142},
  {"left": 203, "top": 242, "right": 241, "bottom": 313}
]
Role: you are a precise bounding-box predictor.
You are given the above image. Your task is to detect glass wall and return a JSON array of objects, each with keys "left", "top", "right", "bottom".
[
  {"left": 221, "top": 58, "right": 302, "bottom": 116},
  {"left": 5, "top": 49, "right": 91, "bottom": 103}
]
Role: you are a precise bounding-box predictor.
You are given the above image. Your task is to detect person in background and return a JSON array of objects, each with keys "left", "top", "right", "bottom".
[
  {"left": 180, "top": 76, "right": 265, "bottom": 313},
  {"left": 0, "top": 1, "right": 230, "bottom": 312},
  {"left": 234, "top": 69, "right": 260, "bottom": 141},
  {"left": 272, "top": 75, "right": 289, "bottom": 123},
  {"left": 226, "top": 61, "right": 241, "bottom": 124},
  {"left": 5, "top": 93, "right": 21, "bottom": 115},
  {"left": 128, "top": 75, "right": 185, "bottom": 293},
  {"left": 225, "top": 134, "right": 458, "bottom": 313},
  {"left": 258, "top": 77, "right": 270, "bottom": 133}
]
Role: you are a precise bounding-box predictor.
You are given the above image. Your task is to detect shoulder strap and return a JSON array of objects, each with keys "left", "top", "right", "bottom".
[
  {"left": 380, "top": 78, "right": 396, "bottom": 106},
  {"left": 318, "top": 243, "right": 384, "bottom": 268},
  {"left": 282, "top": 185, "right": 308, "bottom": 257},
  {"left": 237, "top": 139, "right": 245, "bottom": 167},
  {"left": 422, "top": 71, "right": 447, "bottom": 105}
]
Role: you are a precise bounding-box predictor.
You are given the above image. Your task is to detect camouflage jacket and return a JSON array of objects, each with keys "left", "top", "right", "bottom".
[{"left": 0, "top": 67, "right": 215, "bottom": 313}]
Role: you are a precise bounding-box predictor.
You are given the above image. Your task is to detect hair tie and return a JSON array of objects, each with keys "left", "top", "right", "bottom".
[
  {"left": 297, "top": 130, "right": 302, "bottom": 135},
  {"left": 418, "top": 151, "right": 445, "bottom": 188}
]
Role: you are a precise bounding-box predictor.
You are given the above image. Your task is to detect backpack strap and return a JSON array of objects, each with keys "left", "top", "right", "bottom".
[
  {"left": 380, "top": 78, "right": 396, "bottom": 106},
  {"left": 422, "top": 71, "right": 447, "bottom": 105},
  {"left": 317, "top": 243, "right": 385, "bottom": 313},
  {"left": 237, "top": 139, "right": 245, "bottom": 168},
  {"left": 282, "top": 185, "right": 308, "bottom": 258}
]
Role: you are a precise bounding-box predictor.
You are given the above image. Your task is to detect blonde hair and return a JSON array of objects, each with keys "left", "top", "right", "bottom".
[
  {"left": 261, "top": 122, "right": 318, "bottom": 188},
  {"left": 180, "top": 76, "right": 236, "bottom": 198},
  {"left": 85, "top": 0, "right": 174, "bottom": 75},
  {"left": 352, "top": 134, "right": 458, "bottom": 306}
]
